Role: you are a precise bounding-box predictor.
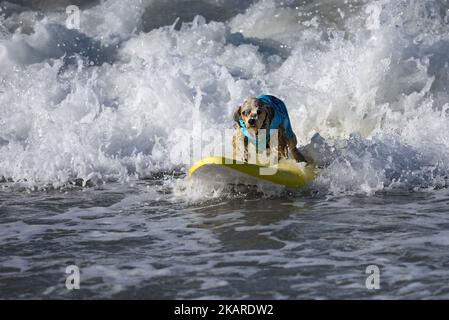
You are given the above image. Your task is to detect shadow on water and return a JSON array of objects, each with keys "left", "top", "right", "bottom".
[{"left": 188, "top": 197, "right": 314, "bottom": 251}]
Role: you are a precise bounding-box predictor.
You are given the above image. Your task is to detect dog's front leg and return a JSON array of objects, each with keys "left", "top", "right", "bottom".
[
  {"left": 232, "top": 135, "right": 240, "bottom": 161},
  {"left": 287, "top": 135, "right": 307, "bottom": 163},
  {"left": 243, "top": 137, "right": 249, "bottom": 162},
  {"left": 232, "top": 132, "right": 248, "bottom": 162}
]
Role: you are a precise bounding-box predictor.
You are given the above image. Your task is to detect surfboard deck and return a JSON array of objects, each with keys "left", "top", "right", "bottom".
[{"left": 188, "top": 156, "right": 316, "bottom": 188}]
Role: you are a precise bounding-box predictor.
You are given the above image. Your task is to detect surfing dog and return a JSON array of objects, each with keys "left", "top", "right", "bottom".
[{"left": 232, "top": 95, "right": 306, "bottom": 163}]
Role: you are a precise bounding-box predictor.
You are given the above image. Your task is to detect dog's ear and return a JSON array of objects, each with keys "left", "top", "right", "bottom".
[
  {"left": 233, "top": 105, "right": 242, "bottom": 123},
  {"left": 264, "top": 104, "right": 275, "bottom": 122}
]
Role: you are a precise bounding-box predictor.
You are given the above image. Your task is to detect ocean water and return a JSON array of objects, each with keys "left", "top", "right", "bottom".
[{"left": 1, "top": 0, "right": 449, "bottom": 299}]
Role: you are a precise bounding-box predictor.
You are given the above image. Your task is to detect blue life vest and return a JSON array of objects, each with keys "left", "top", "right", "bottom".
[{"left": 239, "top": 95, "right": 295, "bottom": 151}]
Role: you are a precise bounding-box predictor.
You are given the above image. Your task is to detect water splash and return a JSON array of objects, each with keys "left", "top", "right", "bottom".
[{"left": 1, "top": 0, "right": 449, "bottom": 195}]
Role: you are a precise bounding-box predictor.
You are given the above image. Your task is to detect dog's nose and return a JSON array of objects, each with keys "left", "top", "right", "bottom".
[{"left": 248, "top": 118, "right": 256, "bottom": 125}]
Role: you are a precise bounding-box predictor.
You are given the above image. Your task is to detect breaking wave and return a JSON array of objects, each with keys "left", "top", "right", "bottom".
[{"left": 2, "top": 0, "right": 449, "bottom": 195}]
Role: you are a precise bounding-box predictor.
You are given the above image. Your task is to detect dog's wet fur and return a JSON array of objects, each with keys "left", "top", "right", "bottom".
[{"left": 232, "top": 97, "right": 306, "bottom": 163}]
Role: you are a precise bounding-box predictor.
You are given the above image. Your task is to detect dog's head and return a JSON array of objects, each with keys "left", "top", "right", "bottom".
[{"left": 233, "top": 97, "right": 274, "bottom": 131}]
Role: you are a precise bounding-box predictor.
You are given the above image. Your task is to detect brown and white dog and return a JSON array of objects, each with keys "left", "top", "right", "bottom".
[{"left": 232, "top": 95, "right": 306, "bottom": 163}]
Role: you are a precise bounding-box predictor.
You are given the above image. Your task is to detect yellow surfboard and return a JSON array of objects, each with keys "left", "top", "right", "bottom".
[{"left": 188, "top": 156, "right": 316, "bottom": 188}]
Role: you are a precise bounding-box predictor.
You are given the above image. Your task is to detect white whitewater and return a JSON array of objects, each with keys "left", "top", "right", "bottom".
[{"left": 1, "top": 0, "right": 449, "bottom": 195}]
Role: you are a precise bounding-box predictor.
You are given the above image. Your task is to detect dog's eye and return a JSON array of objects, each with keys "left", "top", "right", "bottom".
[{"left": 257, "top": 109, "right": 262, "bottom": 115}]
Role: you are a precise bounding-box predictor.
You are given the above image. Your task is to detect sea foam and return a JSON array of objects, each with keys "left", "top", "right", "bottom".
[{"left": 1, "top": 0, "right": 449, "bottom": 194}]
